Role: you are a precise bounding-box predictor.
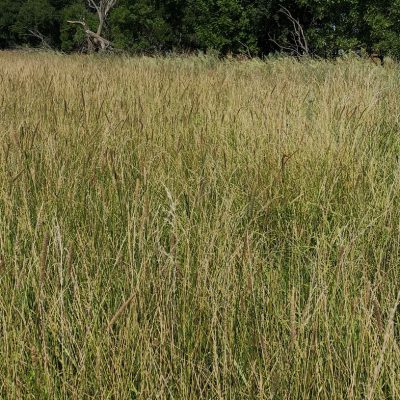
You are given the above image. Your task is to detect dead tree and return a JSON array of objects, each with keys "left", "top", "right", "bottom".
[
  {"left": 270, "top": 7, "right": 309, "bottom": 57},
  {"left": 28, "top": 30, "right": 53, "bottom": 50},
  {"left": 68, "top": 0, "right": 117, "bottom": 52}
]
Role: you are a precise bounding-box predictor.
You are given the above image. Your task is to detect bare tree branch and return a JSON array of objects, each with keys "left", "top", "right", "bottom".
[
  {"left": 67, "top": 0, "right": 118, "bottom": 52},
  {"left": 270, "top": 7, "right": 309, "bottom": 57},
  {"left": 269, "top": 36, "right": 301, "bottom": 57},
  {"left": 67, "top": 20, "right": 88, "bottom": 29},
  {"left": 87, "top": 0, "right": 100, "bottom": 13},
  {"left": 27, "top": 30, "right": 53, "bottom": 50}
]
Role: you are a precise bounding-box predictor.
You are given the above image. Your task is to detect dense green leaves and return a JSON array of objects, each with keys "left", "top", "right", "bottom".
[
  {"left": 0, "top": 0, "right": 24, "bottom": 47},
  {"left": 12, "top": 0, "right": 57, "bottom": 44},
  {"left": 1, "top": 0, "right": 400, "bottom": 57},
  {"left": 183, "top": 0, "right": 257, "bottom": 54},
  {"left": 110, "top": 1, "right": 174, "bottom": 51}
]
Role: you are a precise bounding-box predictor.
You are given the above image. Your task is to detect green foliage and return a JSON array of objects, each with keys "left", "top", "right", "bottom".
[
  {"left": 297, "top": 0, "right": 361, "bottom": 56},
  {"left": 110, "top": 0, "right": 173, "bottom": 52},
  {"left": 0, "top": 0, "right": 24, "bottom": 47},
  {"left": 11, "top": 0, "right": 57, "bottom": 45},
  {"left": 183, "top": 0, "right": 258, "bottom": 54},
  {"left": 363, "top": 1, "right": 400, "bottom": 58},
  {"left": 2, "top": 0, "right": 400, "bottom": 58}
]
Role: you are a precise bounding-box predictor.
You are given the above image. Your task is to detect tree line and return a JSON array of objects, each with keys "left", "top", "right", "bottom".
[{"left": 1, "top": 0, "right": 400, "bottom": 58}]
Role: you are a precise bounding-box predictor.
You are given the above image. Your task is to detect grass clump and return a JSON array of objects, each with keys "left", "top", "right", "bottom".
[{"left": 0, "top": 52, "right": 399, "bottom": 399}]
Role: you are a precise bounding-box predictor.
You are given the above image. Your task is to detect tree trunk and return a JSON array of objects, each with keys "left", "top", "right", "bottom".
[{"left": 67, "top": 0, "right": 117, "bottom": 52}]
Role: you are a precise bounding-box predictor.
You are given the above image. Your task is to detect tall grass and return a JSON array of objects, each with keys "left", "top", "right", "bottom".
[{"left": 0, "top": 51, "right": 399, "bottom": 399}]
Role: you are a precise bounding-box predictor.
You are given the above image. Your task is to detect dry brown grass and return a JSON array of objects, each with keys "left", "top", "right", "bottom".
[{"left": 0, "top": 51, "right": 399, "bottom": 399}]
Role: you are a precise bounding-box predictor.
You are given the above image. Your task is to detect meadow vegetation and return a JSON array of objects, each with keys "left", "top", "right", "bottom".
[{"left": 0, "top": 52, "right": 399, "bottom": 399}]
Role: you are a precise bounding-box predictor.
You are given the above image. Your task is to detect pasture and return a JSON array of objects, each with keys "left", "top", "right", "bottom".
[{"left": 0, "top": 52, "right": 399, "bottom": 399}]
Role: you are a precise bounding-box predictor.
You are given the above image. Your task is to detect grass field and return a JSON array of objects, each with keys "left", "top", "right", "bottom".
[{"left": 0, "top": 52, "right": 399, "bottom": 399}]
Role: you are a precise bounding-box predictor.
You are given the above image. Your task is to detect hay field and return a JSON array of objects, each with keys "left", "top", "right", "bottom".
[{"left": 0, "top": 52, "right": 399, "bottom": 399}]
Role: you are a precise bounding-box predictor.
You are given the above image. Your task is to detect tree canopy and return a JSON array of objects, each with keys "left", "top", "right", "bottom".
[{"left": 1, "top": 0, "right": 400, "bottom": 58}]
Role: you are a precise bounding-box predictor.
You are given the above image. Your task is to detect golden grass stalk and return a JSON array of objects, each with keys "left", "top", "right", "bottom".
[{"left": 107, "top": 292, "right": 136, "bottom": 330}]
